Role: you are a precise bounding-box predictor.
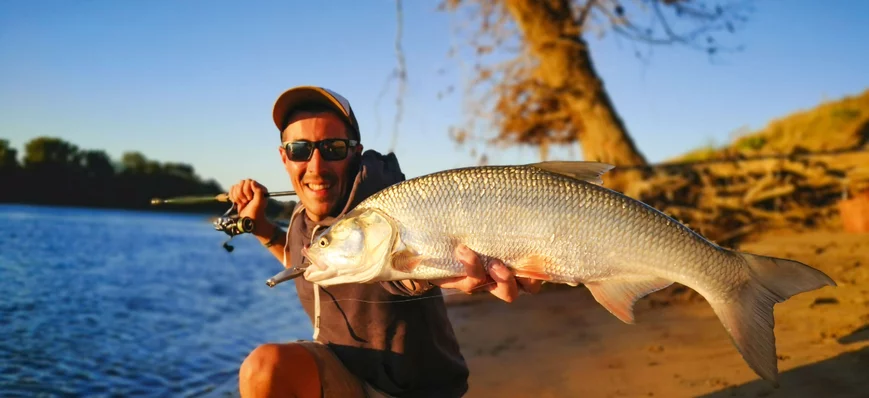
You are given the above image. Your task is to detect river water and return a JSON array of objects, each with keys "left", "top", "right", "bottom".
[{"left": 0, "top": 204, "right": 313, "bottom": 397}]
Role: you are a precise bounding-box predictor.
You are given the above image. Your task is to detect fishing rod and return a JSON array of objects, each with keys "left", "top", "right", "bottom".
[{"left": 149, "top": 190, "right": 297, "bottom": 206}]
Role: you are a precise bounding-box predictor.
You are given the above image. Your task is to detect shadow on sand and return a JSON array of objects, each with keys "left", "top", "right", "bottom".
[
  {"left": 838, "top": 324, "right": 869, "bottom": 345},
  {"left": 699, "top": 331, "right": 869, "bottom": 398}
]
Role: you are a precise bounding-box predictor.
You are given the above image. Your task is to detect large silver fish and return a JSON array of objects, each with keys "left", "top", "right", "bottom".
[{"left": 301, "top": 161, "right": 836, "bottom": 383}]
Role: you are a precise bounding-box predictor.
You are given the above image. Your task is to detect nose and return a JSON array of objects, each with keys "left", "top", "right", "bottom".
[{"left": 307, "top": 147, "right": 324, "bottom": 172}]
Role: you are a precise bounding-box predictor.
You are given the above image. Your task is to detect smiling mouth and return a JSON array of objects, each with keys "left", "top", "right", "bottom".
[{"left": 305, "top": 182, "right": 333, "bottom": 191}]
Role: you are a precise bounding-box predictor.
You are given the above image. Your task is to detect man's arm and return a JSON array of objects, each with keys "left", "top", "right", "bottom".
[{"left": 252, "top": 220, "right": 291, "bottom": 267}]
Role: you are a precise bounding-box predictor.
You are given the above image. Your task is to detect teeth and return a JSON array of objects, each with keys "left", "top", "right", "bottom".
[{"left": 307, "top": 183, "right": 331, "bottom": 190}]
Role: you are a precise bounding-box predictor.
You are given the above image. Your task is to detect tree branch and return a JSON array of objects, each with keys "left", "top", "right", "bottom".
[
  {"left": 390, "top": 0, "right": 407, "bottom": 153},
  {"left": 576, "top": 0, "right": 597, "bottom": 29}
]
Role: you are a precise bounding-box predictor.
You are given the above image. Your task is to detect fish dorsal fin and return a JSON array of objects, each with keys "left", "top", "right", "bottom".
[{"left": 528, "top": 161, "right": 615, "bottom": 185}]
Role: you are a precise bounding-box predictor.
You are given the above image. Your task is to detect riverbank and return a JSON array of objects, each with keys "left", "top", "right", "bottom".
[{"left": 446, "top": 228, "right": 869, "bottom": 397}]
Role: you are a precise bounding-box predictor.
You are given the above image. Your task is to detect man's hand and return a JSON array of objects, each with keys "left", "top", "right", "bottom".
[
  {"left": 431, "top": 244, "right": 543, "bottom": 303},
  {"left": 228, "top": 179, "right": 271, "bottom": 236}
]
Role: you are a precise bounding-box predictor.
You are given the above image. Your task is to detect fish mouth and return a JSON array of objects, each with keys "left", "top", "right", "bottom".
[
  {"left": 300, "top": 246, "right": 335, "bottom": 282},
  {"left": 303, "top": 265, "right": 337, "bottom": 283}
]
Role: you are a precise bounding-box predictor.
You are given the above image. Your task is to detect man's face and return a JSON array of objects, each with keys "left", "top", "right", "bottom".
[{"left": 280, "top": 111, "right": 361, "bottom": 221}]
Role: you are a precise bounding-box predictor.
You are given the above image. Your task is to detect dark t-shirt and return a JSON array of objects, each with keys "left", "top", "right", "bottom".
[{"left": 287, "top": 150, "right": 469, "bottom": 397}]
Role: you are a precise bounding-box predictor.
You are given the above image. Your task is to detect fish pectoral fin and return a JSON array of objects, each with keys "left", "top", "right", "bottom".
[
  {"left": 528, "top": 161, "right": 615, "bottom": 186},
  {"left": 510, "top": 254, "right": 554, "bottom": 281},
  {"left": 585, "top": 276, "right": 673, "bottom": 324},
  {"left": 390, "top": 249, "right": 429, "bottom": 273}
]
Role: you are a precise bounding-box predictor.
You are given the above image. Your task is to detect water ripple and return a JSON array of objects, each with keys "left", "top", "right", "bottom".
[{"left": 0, "top": 205, "right": 311, "bottom": 396}]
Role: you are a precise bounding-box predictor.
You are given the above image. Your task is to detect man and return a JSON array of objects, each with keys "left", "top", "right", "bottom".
[{"left": 228, "top": 86, "right": 541, "bottom": 397}]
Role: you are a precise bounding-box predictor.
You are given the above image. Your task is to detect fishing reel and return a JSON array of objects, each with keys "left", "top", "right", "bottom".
[
  {"left": 214, "top": 215, "right": 255, "bottom": 236},
  {"left": 213, "top": 204, "right": 255, "bottom": 252},
  {"left": 212, "top": 204, "right": 305, "bottom": 287}
]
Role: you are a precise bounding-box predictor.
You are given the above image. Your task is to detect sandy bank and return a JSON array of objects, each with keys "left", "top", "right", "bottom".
[{"left": 445, "top": 229, "right": 869, "bottom": 397}]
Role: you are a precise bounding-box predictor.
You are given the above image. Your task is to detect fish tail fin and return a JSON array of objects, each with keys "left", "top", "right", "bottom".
[{"left": 710, "top": 251, "right": 836, "bottom": 385}]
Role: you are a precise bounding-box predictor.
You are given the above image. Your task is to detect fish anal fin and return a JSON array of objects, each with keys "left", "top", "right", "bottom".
[
  {"left": 391, "top": 249, "right": 429, "bottom": 273},
  {"left": 510, "top": 254, "right": 554, "bottom": 281},
  {"left": 586, "top": 276, "right": 673, "bottom": 324},
  {"left": 528, "top": 161, "right": 615, "bottom": 186}
]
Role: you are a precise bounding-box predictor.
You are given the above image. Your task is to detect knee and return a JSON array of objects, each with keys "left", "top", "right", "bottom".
[
  {"left": 239, "top": 344, "right": 283, "bottom": 387},
  {"left": 239, "top": 343, "right": 320, "bottom": 397}
]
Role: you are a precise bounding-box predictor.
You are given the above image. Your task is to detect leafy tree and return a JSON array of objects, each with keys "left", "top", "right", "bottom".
[
  {"left": 79, "top": 150, "right": 115, "bottom": 179},
  {"left": 0, "top": 139, "right": 19, "bottom": 170},
  {"left": 121, "top": 151, "right": 148, "bottom": 174},
  {"left": 439, "top": 0, "right": 752, "bottom": 165},
  {"left": 1, "top": 136, "right": 225, "bottom": 212},
  {"left": 23, "top": 136, "right": 80, "bottom": 169}
]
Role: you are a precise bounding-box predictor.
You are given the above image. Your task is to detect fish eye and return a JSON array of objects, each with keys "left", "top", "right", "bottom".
[{"left": 318, "top": 236, "right": 329, "bottom": 248}]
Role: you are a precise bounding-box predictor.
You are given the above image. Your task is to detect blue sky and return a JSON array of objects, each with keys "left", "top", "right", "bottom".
[{"left": 2, "top": 0, "right": 868, "bottom": 195}]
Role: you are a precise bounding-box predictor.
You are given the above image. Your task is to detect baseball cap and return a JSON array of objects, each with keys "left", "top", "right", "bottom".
[{"left": 272, "top": 86, "right": 361, "bottom": 141}]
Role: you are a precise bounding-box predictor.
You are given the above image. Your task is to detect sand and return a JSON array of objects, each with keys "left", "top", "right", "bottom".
[{"left": 445, "top": 229, "right": 869, "bottom": 397}]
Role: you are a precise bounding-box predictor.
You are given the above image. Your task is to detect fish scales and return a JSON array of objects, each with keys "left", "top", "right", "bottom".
[
  {"left": 300, "top": 161, "right": 836, "bottom": 384},
  {"left": 354, "top": 165, "right": 742, "bottom": 296}
]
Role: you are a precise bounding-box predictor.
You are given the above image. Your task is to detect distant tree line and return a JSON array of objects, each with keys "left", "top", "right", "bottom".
[{"left": 0, "top": 136, "right": 228, "bottom": 213}]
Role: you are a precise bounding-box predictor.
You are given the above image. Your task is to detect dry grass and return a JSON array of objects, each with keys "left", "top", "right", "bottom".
[{"left": 671, "top": 88, "right": 869, "bottom": 163}]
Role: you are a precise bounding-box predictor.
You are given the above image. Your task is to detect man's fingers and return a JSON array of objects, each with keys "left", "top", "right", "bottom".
[
  {"left": 251, "top": 181, "right": 267, "bottom": 197},
  {"left": 241, "top": 179, "right": 254, "bottom": 202},
  {"left": 486, "top": 261, "right": 519, "bottom": 303},
  {"left": 439, "top": 246, "right": 532, "bottom": 300},
  {"left": 454, "top": 244, "right": 487, "bottom": 282},
  {"left": 229, "top": 184, "right": 245, "bottom": 209}
]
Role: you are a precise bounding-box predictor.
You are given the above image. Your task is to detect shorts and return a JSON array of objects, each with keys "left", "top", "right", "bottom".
[{"left": 296, "top": 340, "right": 394, "bottom": 398}]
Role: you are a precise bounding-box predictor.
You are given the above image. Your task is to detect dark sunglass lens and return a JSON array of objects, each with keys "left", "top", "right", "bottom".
[
  {"left": 320, "top": 140, "right": 349, "bottom": 160},
  {"left": 288, "top": 142, "right": 313, "bottom": 161}
]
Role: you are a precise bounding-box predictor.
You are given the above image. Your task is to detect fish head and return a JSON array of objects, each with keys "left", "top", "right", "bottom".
[{"left": 302, "top": 208, "right": 397, "bottom": 286}]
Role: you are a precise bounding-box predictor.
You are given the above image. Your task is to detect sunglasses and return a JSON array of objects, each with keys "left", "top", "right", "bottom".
[{"left": 280, "top": 138, "right": 359, "bottom": 162}]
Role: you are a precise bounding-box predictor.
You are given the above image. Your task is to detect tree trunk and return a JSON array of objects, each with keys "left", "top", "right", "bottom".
[{"left": 502, "top": 0, "right": 648, "bottom": 166}]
